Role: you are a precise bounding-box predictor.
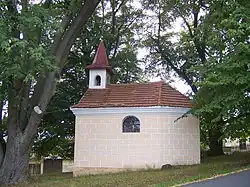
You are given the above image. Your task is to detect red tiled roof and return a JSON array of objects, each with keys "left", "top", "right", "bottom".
[
  {"left": 72, "top": 81, "right": 193, "bottom": 108},
  {"left": 85, "top": 41, "right": 112, "bottom": 73}
]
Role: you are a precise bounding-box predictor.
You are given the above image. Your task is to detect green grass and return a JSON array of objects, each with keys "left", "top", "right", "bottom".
[{"left": 18, "top": 152, "right": 250, "bottom": 187}]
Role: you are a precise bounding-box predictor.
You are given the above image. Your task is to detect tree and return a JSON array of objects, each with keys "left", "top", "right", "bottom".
[
  {"left": 194, "top": 0, "right": 250, "bottom": 142},
  {"left": 32, "top": 53, "right": 87, "bottom": 160},
  {"left": 141, "top": 0, "right": 229, "bottom": 156},
  {"left": 141, "top": 0, "right": 207, "bottom": 92},
  {"left": 0, "top": 0, "right": 100, "bottom": 184},
  {"left": 32, "top": 0, "right": 145, "bottom": 159}
]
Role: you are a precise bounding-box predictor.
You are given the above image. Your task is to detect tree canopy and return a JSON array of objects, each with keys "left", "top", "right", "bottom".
[
  {"left": 194, "top": 0, "right": 250, "bottom": 139},
  {"left": 0, "top": 0, "right": 100, "bottom": 184},
  {"left": 31, "top": 0, "right": 145, "bottom": 160},
  {"left": 0, "top": 0, "right": 250, "bottom": 185}
]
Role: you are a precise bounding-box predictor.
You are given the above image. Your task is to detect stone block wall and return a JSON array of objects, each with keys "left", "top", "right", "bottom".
[{"left": 74, "top": 111, "right": 200, "bottom": 176}]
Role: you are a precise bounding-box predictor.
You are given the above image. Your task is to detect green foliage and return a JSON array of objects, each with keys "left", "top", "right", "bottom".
[
  {"left": 0, "top": 0, "right": 102, "bottom": 184},
  {"left": 141, "top": 0, "right": 250, "bottom": 151},
  {"left": 141, "top": 0, "right": 210, "bottom": 93},
  {"left": 0, "top": 1, "right": 73, "bottom": 159},
  {"left": 32, "top": 0, "right": 145, "bottom": 159},
  {"left": 194, "top": 0, "right": 250, "bottom": 138},
  {"left": 112, "top": 43, "right": 145, "bottom": 83},
  {"left": 0, "top": 2, "right": 57, "bottom": 82},
  {"left": 32, "top": 49, "right": 87, "bottom": 159}
]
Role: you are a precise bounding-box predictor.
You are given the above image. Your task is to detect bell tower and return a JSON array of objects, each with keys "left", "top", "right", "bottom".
[{"left": 85, "top": 41, "right": 112, "bottom": 89}]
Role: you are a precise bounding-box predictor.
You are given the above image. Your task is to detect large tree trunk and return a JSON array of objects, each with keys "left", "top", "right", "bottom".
[
  {"left": 0, "top": 97, "right": 4, "bottom": 167},
  {"left": 0, "top": 0, "right": 101, "bottom": 185},
  {"left": 0, "top": 105, "right": 38, "bottom": 185},
  {"left": 0, "top": 130, "right": 32, "bottom": 184},
  {"left": 208, "top": 127, "right": 224, "bottom": 156},
  {"left": 0, "top": 139, "right": 4, "bottom": 168}
]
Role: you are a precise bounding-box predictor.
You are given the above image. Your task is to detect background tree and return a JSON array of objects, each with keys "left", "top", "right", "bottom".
[
  {"left": 141, "top": 0, "right": 230, "bottom": 156},
  {"left": 0, "top": 0, "right": 100, "bottom": 184},
  {"left": 194, "top": 0, "right": 250, "bottom": 143}
]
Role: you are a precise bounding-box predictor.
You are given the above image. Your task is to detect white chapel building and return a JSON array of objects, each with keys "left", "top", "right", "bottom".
[{"left": 71, "top": 41, "right": 200, "bottom": 176}]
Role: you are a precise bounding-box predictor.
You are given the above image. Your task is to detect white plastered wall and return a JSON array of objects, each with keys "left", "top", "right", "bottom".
[
  {"left": 72, "top": 107, "right": 200, "bottom": 176},
  {"left": 89, "top": 69, "right": 108, "bottom": 89}
]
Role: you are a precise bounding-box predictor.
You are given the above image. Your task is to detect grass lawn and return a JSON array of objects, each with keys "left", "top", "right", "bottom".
[{"left": 19, "top": 152, "right": 250, "bottom": 187}]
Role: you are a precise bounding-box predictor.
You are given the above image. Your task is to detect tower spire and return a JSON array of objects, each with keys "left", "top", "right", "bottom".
[
  {"left": 85, "top": 41, "right": 112, "bottom": 73},
  {"left": 86, "top": 40, "right": 112, "bottom": 89}
]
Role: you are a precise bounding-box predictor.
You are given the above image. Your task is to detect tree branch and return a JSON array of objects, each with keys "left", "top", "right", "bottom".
[
  {"left": 24, "top": 0, "right": 101, "bottom": 142},
  {"left": 7, "top": 0, "right": 19, "bottom": 38},
  {"left": 174, "top": 6, "right": 206, "bottom": 63},
  {"left": 199, "top": 0, "right": 209, "bottom": 9},
  {"left": 55, "top": 0, "right": 101, "bottom": 68},
  {"left": 101, "top": 0, "right": 105, "bottom": 35},
  {"left": 152, "top": 36, "right": 198, "bottom": 93},
  {"left": 50, "top": 11, "right": 73, "bottom": 56},
  {"left": 157, "top": 1, "right": 161, "bottom": 43},
  {"left": 43, "top": 0, "right": 52, "bottom": 8},
  {"left": 19, "top": 80, "right": 31, "bottom": 130},
  {"left": 174, "top": 8, "right": 194, "bottom": 38},
  {"left": 24, "top": 72, "right": 56, "bottom": 143},
  {"left": 21, "top": 0, "right": 28, "bottom": 10},
  {"left": 110, "top": 0, "right": 116, "bottom": 35},
  {"left": 193, "top": 10, "right": 198, "bottom": 29},
  {"left": 110, "top": 13, "right": 140, "bottom": 58},
  {"left": 114, "top": 0, "right": 126, "bottom": 14},
  {"left": 0, "top": 131, "right": 6, "bottom": 167}
]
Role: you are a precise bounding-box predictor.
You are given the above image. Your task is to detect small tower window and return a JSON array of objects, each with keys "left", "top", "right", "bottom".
[
  {"left": 95, "top": 75, "right": 101, "bottom": 86},
  {"left": 122, "top": 116, "right": 140, "bottom": 133}
]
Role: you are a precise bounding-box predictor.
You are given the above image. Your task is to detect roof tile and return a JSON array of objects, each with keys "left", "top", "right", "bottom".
[{"left": 72, "top": 81, "right": 193, "bottom": 108}]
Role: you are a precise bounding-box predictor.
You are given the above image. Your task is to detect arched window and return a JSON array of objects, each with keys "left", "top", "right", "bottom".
[
  {"left": 95, "top": 75, "right": 101, "bottom": 86},
  {"left": 122, "top": 116, "right": 140, "bottom": 133}
]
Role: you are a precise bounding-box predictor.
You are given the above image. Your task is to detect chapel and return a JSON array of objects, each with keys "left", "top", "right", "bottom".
[{"left": 71, "top": 41, "right": 200, "bottom": 176}]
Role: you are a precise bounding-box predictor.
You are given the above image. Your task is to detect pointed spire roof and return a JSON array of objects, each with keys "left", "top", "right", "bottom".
[{"left": 85, "top": 41, "right": 112, "bottom": 73}]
